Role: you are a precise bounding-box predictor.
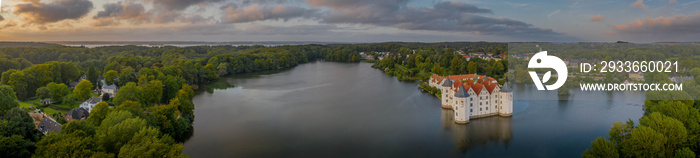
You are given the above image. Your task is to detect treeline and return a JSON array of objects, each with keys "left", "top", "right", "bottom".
[{"left": 372, "top": 46, "right": 508, "bottom": 81}]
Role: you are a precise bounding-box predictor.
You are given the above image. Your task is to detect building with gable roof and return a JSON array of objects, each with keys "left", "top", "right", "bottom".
[{"left": 429, "top": 73, "right": 513, "bottom": 124}]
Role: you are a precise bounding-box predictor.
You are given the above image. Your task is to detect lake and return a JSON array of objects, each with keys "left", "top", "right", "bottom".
[{"left": 183, "top": 61, "right": 645, "bottom": 157}]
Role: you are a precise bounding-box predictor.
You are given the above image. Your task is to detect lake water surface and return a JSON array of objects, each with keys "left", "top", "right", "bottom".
[{"left": 183, "top": 61, "right": 645, "bottom": 157}]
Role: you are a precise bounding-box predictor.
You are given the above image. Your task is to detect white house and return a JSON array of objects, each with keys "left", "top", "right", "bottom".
[
  {"left": 101, "top": 80, "right": 118, "bottom": 98},
  {"left": 79, "top": 97, "right": 102, "bottom": 112}
]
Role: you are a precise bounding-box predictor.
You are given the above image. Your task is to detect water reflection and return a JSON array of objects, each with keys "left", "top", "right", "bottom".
[{"left": 441, "top": 109, "right": 513, "bottom": 153}]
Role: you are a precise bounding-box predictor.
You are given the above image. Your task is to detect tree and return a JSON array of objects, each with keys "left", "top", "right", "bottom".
[
  {"left": 59, "top": 62, "right": 80, "bottom": 83},
  {"left": 621, "top": 126, "right": 667, "bottom": 158},
  {"left": 104, "top": 70, "right": 119, "bottom": 86},
  {"left": 690, "top": 68, "right": 700, "bottom": 77},
  {"left": 7, "top": 71, "right": 29, "bottom": 100},
  {"left": 73, "top": 80, "right": 94, "bottom": 101},
  {"left": 0, "top": 135, "right": 31, "bottom": 158},
  {"left": 582, "top": 137, "right": 618, "bottom": 158},
  {"left": 639, "top": 112, "right": 688, "bottom": 156},
  {"left": 0, "top": 85, "right": 19, "bottom": 114},
  {"left": 113, "top": 82, "right": 142, "bottom": 105},
  {"left": 217, "top": 63, "right": 229, "bottom": 77},
  {"left": 87, "top": 66, "right": 99, "bottom": 87},
  {"left": 61, "top": 120, "right": 96, "bottom": 136},
  {"left": 63, "top": 94, "right": 78, "bottom": 107},
  {"left": 102, "top": 93, "right": 111, "bottom": 101},
  {"left": 34, "top": 133, "right": 113, "bottom": 158},
  {"left": 151, "top": 103, "right": 180, "bottom": 137},
  {"left": 118, "top": 67, "right": 138, "bottom": 86},
  {"left": 558, "top": 82, "right": 571, "bottom": 96},
  {"left": 97, "top": 117, "right": 148, "bottom": 154},
  {"left": 142, "top": 80, "right": 164, "bottom": 105},
  {"left": 674, "top": 148, "right": 695, "bottom": 158},
  {"left": 0, "top": 108, "right": 36, "bottom": 141},
  {"left": 118, "top": 127, "right": 184, "bottom": 158},
  {"left": 87, "top": 102, "right": 110, "bottom": 126},
  {"left": 47, "top": 82, "right": 70, "bottom": 103},
  {"left": 468, "top": 61, "right": 477, "bottom": 74},
  {"left": 36, "top": 87, "right": 50, "bottom": 100},
  {"left": 608, "top": 120, "right": 634, "bottom": 145}
]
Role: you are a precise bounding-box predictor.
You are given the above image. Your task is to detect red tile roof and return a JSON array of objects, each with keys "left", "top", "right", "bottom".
[{"left": 436, "top": 74, "right": 500, "bottom": 96}]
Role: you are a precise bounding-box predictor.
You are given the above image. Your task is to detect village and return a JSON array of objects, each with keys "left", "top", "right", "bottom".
[{"left": 28, "top": 75, "right": 118, "bottom": 135}]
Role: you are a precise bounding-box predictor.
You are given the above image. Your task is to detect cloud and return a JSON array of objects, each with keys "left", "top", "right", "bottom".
[
  {"left": 0, "top": 21, "right": 17, "bottom": 30},
  {"left": 147, "top": 0, "right": 224, "bottom": 10},
  {"left": 93, "top": 2, "right": 150, "bottom": 26},
  {"left": 590, "top": 14, "right": 605, "bottom": 22},
  {"left": 13, "top": 0, "right": 94, "bottom": 24},
  {"left": 547, "top": 10, "right": 560, "bottom": 19},
  {"left": 180, "top": 15, "right": 212, "bottom": 24},
  {"left": 308, "top": 0, "right": 573, "bottom": 41},
  {"left": 243, "top": 24, "right": 337, "bottom": 36},
  {"left": 630, "top": 0, "right": 648, "bottom": 9},
  {"left": 669, "top": 0, "right": 678, "bottom": 4},
  {"left": 610, "top": 12, "right": 700, "bottom": 41},
  {"left": 221, "top": 4, "right": 318, "bottom": 23}
]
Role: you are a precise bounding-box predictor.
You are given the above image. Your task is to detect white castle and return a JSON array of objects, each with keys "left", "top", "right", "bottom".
[{"left": 429, "top": 74, "right": 513, "bottom": 124}]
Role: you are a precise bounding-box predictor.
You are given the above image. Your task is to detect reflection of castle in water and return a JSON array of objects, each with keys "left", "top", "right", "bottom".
[{"left": 441, "top": 109, "right": 513, "bottom": 152}]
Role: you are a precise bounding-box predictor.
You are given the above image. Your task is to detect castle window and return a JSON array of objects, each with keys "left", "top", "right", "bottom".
[
  {"left": 470, "top": 103, "right": 473, "bottom": 107},
  {"left": 470, "top": 98, "right": 473, "bottom": 101},
  {"left": 480, "top": 102, "right": 482, "bottom": 105},
  {"left": 486, "top": 102, "right": 488, "bottom": 105},
  {"left": 456, "top": 112, "right": 458, "bottom": 116},
  {"left": 480, "top": 108, "right": 482, "bottom": 111},
  {"left": 486, "top": 96, "right": 488, "bottom": 99},
  {"left": 470, "top": 109, "right": 473, "bottom": 112},
  {"left": 486, "top": 107, "right": 488, "bottom": 110}
]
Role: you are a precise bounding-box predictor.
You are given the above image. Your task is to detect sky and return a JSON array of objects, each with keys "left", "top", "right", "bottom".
[{"left": 0, "top": 0, "right": 698, "bottom": 43}]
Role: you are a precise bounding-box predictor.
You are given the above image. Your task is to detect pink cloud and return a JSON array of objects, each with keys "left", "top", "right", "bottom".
[
  {"left": 608, "top": 12, "right": 700, "bottom": 41},
  {"left": 590, "top": 14, "right": 604, "bottom": 22},
  {"left": 630, "top": 0, "right": 648, "bottom": 9}
]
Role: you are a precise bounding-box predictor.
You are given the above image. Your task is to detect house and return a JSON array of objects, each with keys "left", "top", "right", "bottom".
[
  {"left": 41, "top": 98, "right": 53, "bottom": 105},
  {"left": 629, "top": 72, "right": 644, "bottom": 81},
  {"left": 101, "top": 80, "right": 118, "bottom": 98},
  {"left": 68, "top": 82, "right": 80, "bottom": 89},
  {"left": 65, "top": 107, "right": 89, "bottom": 122},
  {"left": 38, "top": 117, "right": 61, "bottom": 135},
  {"left": 79, "top": 74, "right": 87, "bottom": 81},
  {"left": 669, "top": 73, "right": 694, "bottom": 83},
  {"left": 80, "top": 97, "right": 102, "bottom": 112}
]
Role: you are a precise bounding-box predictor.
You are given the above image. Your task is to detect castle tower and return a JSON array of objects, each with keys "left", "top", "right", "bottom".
[
  {"left": 454, "top": 85, "right": 470, "bottom": 124},
  {"left": 498, "top": 82, "right": 513, "bottom": 116},
  {"left": 440, "top": 78, "right": 453, "bottom": 109}
]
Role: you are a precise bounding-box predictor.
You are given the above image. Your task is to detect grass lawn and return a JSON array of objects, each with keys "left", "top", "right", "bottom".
[
  {"left": 42, "top": 108, "right": 64, "bottom": 115},
  {"left": 19, "top": 99, "right": 40, "bottom": 109},
  {"left": 19, "top": 101, "right": 32, "bottom": 109},
  {"left": 54, "top": 103, "right": 77, "bottom": 109}
]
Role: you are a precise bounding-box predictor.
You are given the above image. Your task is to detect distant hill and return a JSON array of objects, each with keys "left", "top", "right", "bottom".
[
  {"left": 653, "top": 42, "right": 700, "bottom": 45},
  {"left": 0, "top": 42, "right": 62, "bottom": 48}
]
